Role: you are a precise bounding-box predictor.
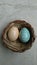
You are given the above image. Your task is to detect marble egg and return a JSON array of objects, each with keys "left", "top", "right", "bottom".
[
  {"left": 8, "top": 26, "right": 19, "bottom": 41},
  {"left": 19, "top": 28, "right": 30, "bottom": 43}
]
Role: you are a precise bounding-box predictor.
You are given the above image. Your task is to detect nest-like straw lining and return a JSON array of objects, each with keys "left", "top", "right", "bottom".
[{"left": 2, "top": 20, "right": 35, "bottom": 52}]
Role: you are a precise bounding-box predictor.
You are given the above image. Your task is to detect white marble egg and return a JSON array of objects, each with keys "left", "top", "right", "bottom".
[{"left": 8, "top": 26, "right": 19, "bottom": 41}]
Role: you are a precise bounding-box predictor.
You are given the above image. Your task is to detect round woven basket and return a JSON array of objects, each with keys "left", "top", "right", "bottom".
[{"left": 2, "top": 20, "right": 35, "bottom": 52}]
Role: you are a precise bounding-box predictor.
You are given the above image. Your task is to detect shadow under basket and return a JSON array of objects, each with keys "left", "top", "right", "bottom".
[{"left": 2, "top": 20, "right": 35, "bottom": 52}]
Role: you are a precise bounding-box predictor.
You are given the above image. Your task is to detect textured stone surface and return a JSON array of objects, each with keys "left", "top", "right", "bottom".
[{"left": 0, "top": 0, "right": 37, "bottom": 65}]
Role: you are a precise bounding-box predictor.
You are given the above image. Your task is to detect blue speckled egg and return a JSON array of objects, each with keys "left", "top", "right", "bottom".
[{"left": 19, "top": 28, "right": 30, "bottom": 43}]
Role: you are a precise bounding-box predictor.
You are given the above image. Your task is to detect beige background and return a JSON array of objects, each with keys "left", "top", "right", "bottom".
[{"left": 0, "top": 0, "right": 37, "bottom": 65}]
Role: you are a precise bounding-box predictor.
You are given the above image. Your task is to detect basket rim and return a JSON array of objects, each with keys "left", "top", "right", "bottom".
[{"left": 2, "top": 20, "right": 35, "bottom": 52}]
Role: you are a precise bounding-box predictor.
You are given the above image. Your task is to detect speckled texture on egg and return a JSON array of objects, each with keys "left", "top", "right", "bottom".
[{"left": 19, "top": 28, "right": 30, "bottom": 43}]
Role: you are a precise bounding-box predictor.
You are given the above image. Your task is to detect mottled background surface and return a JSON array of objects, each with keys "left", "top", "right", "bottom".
[{"left": 0, "top": 0, "right": 37, "bottom": 65}]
